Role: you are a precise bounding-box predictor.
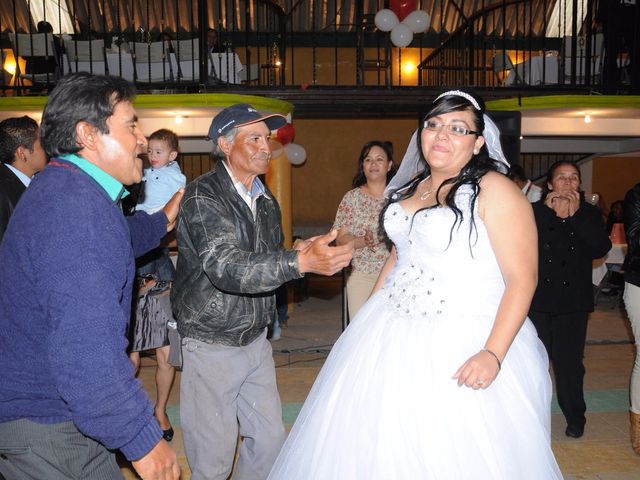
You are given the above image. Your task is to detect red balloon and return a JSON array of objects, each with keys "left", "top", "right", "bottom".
[
  {"left": 389, "top": 0, "right": 416, "bottom": 21},
  {"left": 277, "top": 123, "right": 295, "bottom": 145}
]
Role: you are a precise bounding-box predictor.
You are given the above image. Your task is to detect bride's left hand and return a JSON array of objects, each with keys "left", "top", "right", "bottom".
[{"left": 452, "top": 350, "right": 500, "bottom": 390}]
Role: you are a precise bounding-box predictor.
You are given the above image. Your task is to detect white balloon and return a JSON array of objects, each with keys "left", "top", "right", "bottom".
[
  {"left": 285, "top": 143, "right": 307, "bottom": 165},
  {"left": 374, "top": 9, "right": 399, "bottom": 33},
  {"left": 390, "top": 23, "right": 413, "bottom": 48},
  {"left": 402, "top": 10, "right": 431, "bottom": 34}
]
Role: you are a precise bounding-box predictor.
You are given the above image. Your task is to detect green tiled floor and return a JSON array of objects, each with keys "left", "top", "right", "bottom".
[{"left": 552, "top": 389, "right": 631, "bottom": 414}]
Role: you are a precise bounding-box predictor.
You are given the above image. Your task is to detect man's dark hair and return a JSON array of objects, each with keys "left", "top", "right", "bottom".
[
  {"left": 0, "top": 116, "right": 39, "bottom": 164},
  {"left": 40, "top": 72, "right": 135, "bottom": 158},
  {"left": 36, "top": 21, "right": 54, "bottom": 33}
]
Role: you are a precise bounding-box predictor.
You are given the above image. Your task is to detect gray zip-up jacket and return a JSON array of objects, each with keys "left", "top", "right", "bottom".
[{"left": 171, "top": 162, "right": 302, "bottom": 346}]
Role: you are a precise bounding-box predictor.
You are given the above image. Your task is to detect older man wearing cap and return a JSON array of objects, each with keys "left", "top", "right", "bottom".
[{"left": 172, "top": 103, "right": 353, "bottom": 480}]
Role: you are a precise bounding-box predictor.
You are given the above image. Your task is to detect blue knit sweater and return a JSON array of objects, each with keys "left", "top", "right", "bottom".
[{"left": 0, "top": 157, "right": 167, "bottom": 460}]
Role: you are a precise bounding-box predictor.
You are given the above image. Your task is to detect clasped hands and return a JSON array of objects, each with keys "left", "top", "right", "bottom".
[
  {"left": 452, "top": 350, "right": 501, "bottom": 390},
  {"left": 545, "top": 190, "right": 580, "bottom": 219},
  {"left": 361, "top": 229, "right": 379, "bottom": 249},
  {"left": 350, "top": 228, "right": 379, "bottom": 250}
]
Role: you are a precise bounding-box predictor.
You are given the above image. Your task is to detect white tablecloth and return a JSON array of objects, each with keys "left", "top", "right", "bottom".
[
  {"left": 208, "top": 51, "right": 243, "bottom": 84},
  {"left": 592, "top": 243, "right": 627, "bottom": 285},
  {"left": 61, "top": 53, "right": 107, "bottom": 75},
  {"left": 106, "top": 51, "right": 176, "bottom": 83},
  {"left": 507, "top": 55, "right": 559, "bottom": 86},
  {"left": 105, "top": 51, "right": 135, "bottom": 81},
  {"left": 63, "top": 50, "right": 244, "bottom": 84}
]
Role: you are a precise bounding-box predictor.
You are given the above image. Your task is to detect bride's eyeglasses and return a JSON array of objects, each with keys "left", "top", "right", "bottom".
[{"left": 423, "top": 121, "right": 477, "bottom": 137}]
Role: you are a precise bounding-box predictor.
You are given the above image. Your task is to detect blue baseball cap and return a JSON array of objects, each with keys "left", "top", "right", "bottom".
[{"left": 208, "top": 103, "right": 287, "bottom": 141}]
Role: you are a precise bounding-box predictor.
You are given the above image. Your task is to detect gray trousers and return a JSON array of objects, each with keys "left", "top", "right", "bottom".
[
  {"left": 181, "top": 330, "right": 285, "bottom": 480},
  {"left": 0, "top": 418, "right": 122, "bottom": 480}
]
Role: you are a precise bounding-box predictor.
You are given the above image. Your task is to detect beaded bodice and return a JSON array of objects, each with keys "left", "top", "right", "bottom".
[{"left": 381, "top": 185, "right": 505, "bottom": 319}]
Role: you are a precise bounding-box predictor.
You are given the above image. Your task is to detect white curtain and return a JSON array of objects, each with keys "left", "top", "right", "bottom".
[{"left": 29, "top": 0, "right": 75, "bottom": 34}]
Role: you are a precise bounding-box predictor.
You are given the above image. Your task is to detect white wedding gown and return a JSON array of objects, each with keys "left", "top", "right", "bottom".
[{"left": 268, "top": 186, "right": 563, "bottom": 479}]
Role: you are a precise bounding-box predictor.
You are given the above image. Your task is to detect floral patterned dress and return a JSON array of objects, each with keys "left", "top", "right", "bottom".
[{"left": 333, "top": 187, "right": 390, "bottom": 275}]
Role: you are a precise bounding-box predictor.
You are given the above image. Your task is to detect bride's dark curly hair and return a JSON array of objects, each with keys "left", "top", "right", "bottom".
[{"left": 381, "top": 89, "right": 506, "bottom": 249}]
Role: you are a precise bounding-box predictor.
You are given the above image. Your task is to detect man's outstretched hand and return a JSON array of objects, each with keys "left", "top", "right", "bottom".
[{"left": 297, "top": 229, "right": 354, "bottom": 276}]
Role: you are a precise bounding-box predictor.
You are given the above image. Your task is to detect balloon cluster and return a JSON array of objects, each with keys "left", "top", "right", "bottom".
[
  {"left": 374, "top": 0, "right": 430, "bottom": 48},
  {"left": 273, "top": 123, "right": 307, "bottom": 166}
]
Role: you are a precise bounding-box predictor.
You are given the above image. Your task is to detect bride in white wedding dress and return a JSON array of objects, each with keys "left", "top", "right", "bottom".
[{"left": 268, "top": 90, "right": 563, "bottom": 479}]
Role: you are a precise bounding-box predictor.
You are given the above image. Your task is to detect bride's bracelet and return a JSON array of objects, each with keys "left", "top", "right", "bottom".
[{"left": 482, "top": 348, "right": 502, "bottom": 371}]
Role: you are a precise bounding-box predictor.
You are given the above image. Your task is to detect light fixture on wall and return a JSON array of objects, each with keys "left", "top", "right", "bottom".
[
  {"left": 3, "top": 49, "right": 18, "bottom": 77},
  {"left": 175, "top": 115, "right": 184, "bottom": 125},
  {"left": 584, "top": 114, "right": 592, "bottom": 124},
  {"left": 271, "top": 42, "right": 281, "bottom": 67},
  {"left": 402, "top": 61, "right": 415, "bottom": 73},
  {"left": 4, "top": 57, "right": 16, "bottom": 76}
]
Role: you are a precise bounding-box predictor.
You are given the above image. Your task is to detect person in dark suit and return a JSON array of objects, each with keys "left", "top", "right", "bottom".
[
  {"left": 529, "top": 160, "right": 611, "bottom": 439},
  {"left": 0, "top": 116, "right": 47, "bottom": 242},
  {"left": 597, "top": 0, "right": 639, "bottom": 89},
  {"left": 206, "top": 27, "right": 223, "bottom": 53}
]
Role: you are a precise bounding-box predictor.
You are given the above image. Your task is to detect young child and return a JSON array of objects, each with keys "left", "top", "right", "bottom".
[
  {"left": 129, "top": 129, "right": 186, "bottom": 442},
  {"left": 135, "top": 128, "right": 186, "bottom": 281}
]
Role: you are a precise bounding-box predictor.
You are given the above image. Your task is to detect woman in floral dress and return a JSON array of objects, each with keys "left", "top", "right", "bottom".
[{"left": 334, "top": 140, "right": 394, "bottom": 318}]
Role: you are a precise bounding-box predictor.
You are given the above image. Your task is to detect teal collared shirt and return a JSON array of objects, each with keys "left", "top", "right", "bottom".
[{"left": 60, "top": 154, "right": 129, "bottom": 203}]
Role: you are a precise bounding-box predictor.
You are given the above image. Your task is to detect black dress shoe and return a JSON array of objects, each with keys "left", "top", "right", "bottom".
[
  {"left": 162, "top": 427, "right": 174, "bottom": 442},
  {"left": 565, "top": 424, "right": 584, "bottom": 438}
]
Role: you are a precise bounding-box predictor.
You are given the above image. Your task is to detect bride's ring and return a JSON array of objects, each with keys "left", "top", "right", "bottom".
[{"left": 475, "top": 380, "right": 484, "bottom": 386}]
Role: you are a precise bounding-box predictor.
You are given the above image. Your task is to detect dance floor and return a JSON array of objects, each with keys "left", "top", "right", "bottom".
[{"left": 121, "top": 275, "right": 640, "bottom": 479}]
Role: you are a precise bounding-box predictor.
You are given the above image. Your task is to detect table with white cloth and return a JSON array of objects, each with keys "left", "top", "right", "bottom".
[
  {"left": 208, "top": 51, "right": 243, "bottom": 84},
  {"left": 106, "top": 51, "right": 185, "bottom": 83},
  {"left": 62, "top": 49, "right": 244, "bottom": 84},
  {"left": 592, "top": 243, "right": 627, "bottom": 286},
  {"left": 105, "top": 51, "right": 135, "bottom": 81},
  {"left": 506, "top": 54, "right": 559, "bottom": 86}
]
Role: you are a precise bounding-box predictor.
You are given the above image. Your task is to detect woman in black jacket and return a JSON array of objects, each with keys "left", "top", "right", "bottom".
[
  {"left": 529, "top": 161, "right": 611, "bottom": 439},
  {"left": 623, "top": 182, "right": 640, "bottom": 454}
]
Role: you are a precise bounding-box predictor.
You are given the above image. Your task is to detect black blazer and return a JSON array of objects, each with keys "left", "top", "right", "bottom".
[
  {"left": 0, "top": 163, "right": 27, "bottom": 243},
  {"left": 530, "top": 199, "right": 611, "bottom": 314},
  {"left": 624, "top": 182, "right": 640, "bottom": 287}
]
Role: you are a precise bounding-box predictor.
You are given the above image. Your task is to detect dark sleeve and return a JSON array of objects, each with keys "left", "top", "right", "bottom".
[
  {"left": 567, "top": 202, "right": 612, "bottom": 259},
  {"left": 596, "top": 0, "right": 609, "bottom": 24},
  {"left": 0, "top": 192, "right": 11, "bottom": 243},
  {"left": 624, "top": 185, "right": 640, "bottom": 251},
  {"left": 178, "top": 192, "right": 301, "bottom": 294},
  {"left": 126, "top": 210, "right": 168, "bottom": 258}
]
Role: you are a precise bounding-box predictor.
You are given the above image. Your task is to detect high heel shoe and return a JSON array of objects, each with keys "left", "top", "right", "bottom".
[{"left": 162, "top": 427, "right": 174, "bottom": 442}]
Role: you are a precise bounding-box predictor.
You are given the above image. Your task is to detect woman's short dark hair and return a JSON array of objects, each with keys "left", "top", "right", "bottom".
[
  {"left": 40, "top": 73, "right": 135, "bottom": 158},
  {"left": 352, "top": 140, "right": 394, "bottom": 188},
  {"left": 541, "top": 160, "right": 581, "bottom": 198}
]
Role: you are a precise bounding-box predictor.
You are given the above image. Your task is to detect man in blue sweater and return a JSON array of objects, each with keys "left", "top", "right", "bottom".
[{"left": 0, "top": 73, "right": 182, "bottom": 479}]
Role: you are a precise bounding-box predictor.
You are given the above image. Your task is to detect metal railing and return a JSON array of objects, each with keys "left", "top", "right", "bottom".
[
  {"left": 0, "top": 0, "right": 636, "bottom": 94},
  {"left": 418, "top": 0, "right": 603, "bottom": 89}
]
